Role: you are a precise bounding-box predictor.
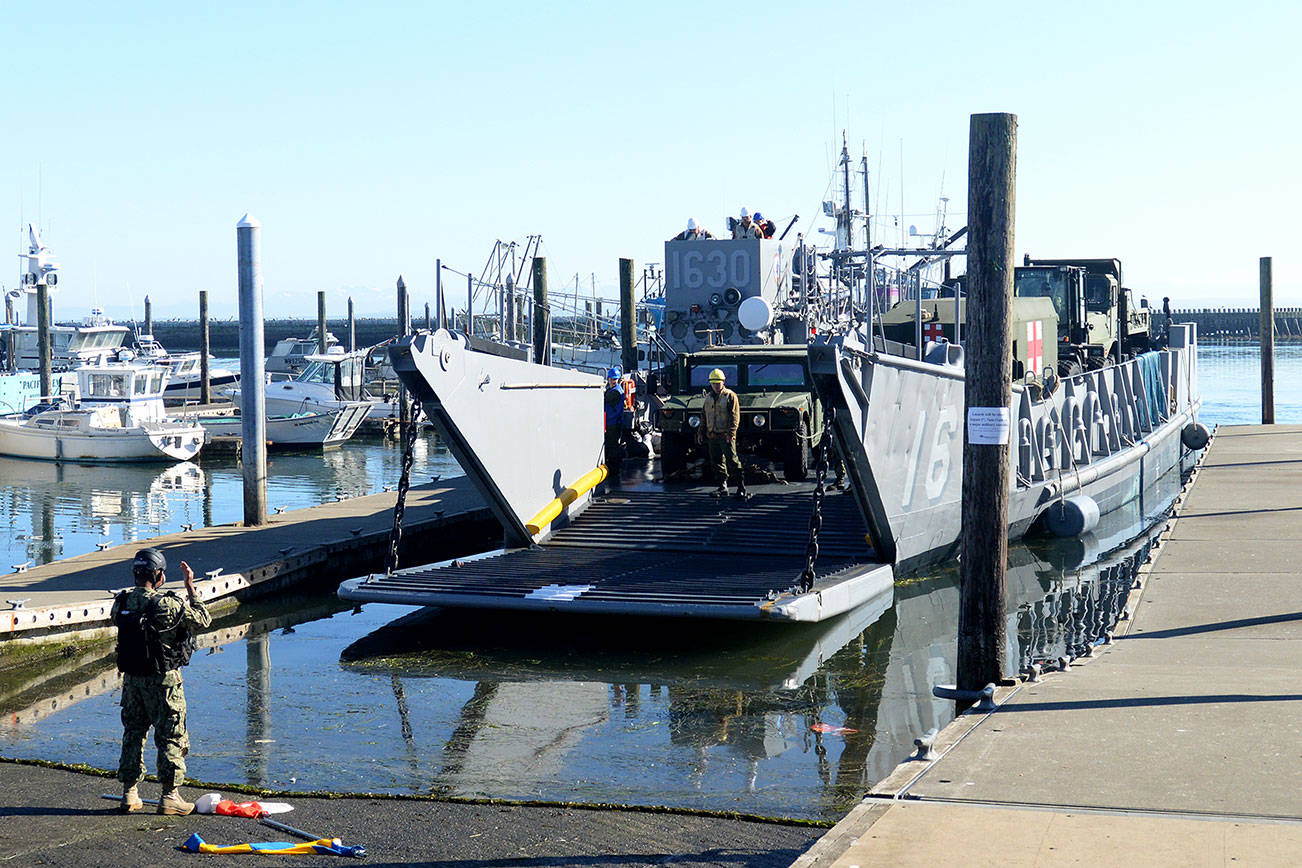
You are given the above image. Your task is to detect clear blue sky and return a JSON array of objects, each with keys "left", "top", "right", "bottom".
[{"left": 2, "top": 1, "right": 1297, "bottom": 320}]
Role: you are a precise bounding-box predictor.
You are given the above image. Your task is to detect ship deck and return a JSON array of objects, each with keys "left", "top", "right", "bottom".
[{"left": 339, "top": 467, "right": 893, "bottom": 622}]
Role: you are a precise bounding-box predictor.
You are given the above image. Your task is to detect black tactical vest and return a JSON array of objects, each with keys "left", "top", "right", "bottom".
[{"left": 114, "top": 591, "right": 197, "bottom": 675}]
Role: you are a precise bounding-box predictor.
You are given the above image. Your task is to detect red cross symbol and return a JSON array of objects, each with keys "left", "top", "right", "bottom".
[
  {"left": 1025, "top": 319, "right": 1043, "bottom": 375},
  {"left": 923, "top": 321, "right": 945, "bottom": 342}
]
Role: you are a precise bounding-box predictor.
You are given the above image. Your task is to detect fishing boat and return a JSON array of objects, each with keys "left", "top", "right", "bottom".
[
  {"left": 3, "top": 226, "right": 130, "bottom": 371},
  {"left": 199, "top": 402, "right": 370, "bottom": 450},
  {"left": 234, "top": 350, "right": 400, "bottom": 421},
  {"left": 0, "top": 362, "right": 205, "bottom": 462},
  {"left": 128, "top": 335, "right": 239, "bottom": 401},
  {"left": 265, "top": 329, "right": 340, "bottom": 375}
]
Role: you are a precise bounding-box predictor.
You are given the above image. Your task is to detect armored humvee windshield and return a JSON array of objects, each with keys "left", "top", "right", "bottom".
[{"left": 685, "top": 361, "right": 808, "bottom": 391}]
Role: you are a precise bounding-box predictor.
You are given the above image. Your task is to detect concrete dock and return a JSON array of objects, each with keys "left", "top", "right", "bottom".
[
  {"left": 798, "top": 424, "right": 1302, "bottom": 866},
  {"left": 0, "top": 476, "right": 496, "bottom": 648}
]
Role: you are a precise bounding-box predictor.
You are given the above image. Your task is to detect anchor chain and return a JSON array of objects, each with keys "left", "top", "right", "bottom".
[
  {"left": 798, "top": 423, "right": 831, "bottom": 594},
  {"left": 384, "top": 396, "right": 423, "bottom": 577}
]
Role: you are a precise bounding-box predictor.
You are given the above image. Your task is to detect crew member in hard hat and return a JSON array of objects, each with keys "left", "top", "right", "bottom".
[
  {"left": 604, "top": 367, "right": 627, "bottom": 480},
  {"left": 700, "top": 368, "right": 747, "bottom": 497},
  {"left": 752, "top": 211, "right": 776, "bottom": 239},
  {"left": 672, "top": 218, "right": 714, "bottom": 241},
  {"left": 111, "top": 547, "right": 212, "bottom": 816},
  {"left": 731, "top": 208, "right": 762, "bottom": 239}
]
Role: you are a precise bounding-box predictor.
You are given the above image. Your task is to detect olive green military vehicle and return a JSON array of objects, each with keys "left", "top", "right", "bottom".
[
  {"left": 1016, "top": 257, "right": 1153, "bottom": 374},
  {"left": 658, "top": 345, "right": 823, "bottom": 481},
  {"left": 877, "top": 296, "right": 1059, "bottom": 381}
]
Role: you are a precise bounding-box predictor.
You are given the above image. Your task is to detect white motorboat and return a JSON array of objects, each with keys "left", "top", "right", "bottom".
[
  {"left": 233, "top": 350, "right": 402, "bottom": 421},
  {"left": 0, "top": 363, "right": 205, "bottom": 462},
  {"left": 266, "top": 329, "right": 340, "bottom": 375},
  {"left": 200, "top": 402, "right": 370, "bottom": 450}
]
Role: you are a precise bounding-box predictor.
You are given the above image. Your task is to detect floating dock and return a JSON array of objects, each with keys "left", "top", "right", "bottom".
[
  {"left": 798, "top": 424, "right": 1302, "bottom": 867},
  {"left": 0, "top": 478, "right": 494, "bottom": 647}
]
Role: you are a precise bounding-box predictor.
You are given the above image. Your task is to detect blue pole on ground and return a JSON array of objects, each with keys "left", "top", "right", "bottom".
[{"left": 237, "top": 213, "right": 268, "bottom": 526}]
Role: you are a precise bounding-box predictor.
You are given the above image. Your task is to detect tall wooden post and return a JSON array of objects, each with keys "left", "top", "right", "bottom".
[
  {"left": 957, "top": 113, "right": 1017, "bottom": 697},
  {"left": 1260, "top": 257, "right": 1274, "bottom": 424},
  {"left": 144, "top": 295, "right": 153, "bottom": 339},
  {"left": 424, "top": 301, "right": 431, "bottom": 332},
  {"left": 532, "top": 257, "right": 550, "bottom": 365},
  {"left": 435, "top": 258, "right": 445, "bottom": 330},
  {"left": 36, "top": 282, "right": 51, "bottom": 399},
  {"left": 199, "top": 290, "right": 211, "bottom": 405},
  {"left": 619, "top": 257, "right": 637, "bottom": 373},
  {"left": 317, "top": 291, "right": 328, "bottom": 354},
  {"left": 397, "top": 275, "right": 410, "bottom": 434},
  {"left": 347, "top": 296, "right": 356, "bottom": 352},
  {"left": 236, "top": 214, "right": 268, "bottom": 527},
  {"left": 466, "top": 273, "right": 474, "bottom": 337}
]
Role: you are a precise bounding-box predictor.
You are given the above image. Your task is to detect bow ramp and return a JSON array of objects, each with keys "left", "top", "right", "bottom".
[{"left": 339, "top": 330, "right": 893, "bottom": 622}]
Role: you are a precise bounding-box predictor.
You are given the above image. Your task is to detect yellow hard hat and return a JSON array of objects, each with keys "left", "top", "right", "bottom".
[{"left": 708, "top": 368, "right": 726, "bottom": 383}]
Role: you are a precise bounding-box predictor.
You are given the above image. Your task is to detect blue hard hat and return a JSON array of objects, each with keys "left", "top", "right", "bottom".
[
  {"left": 753, "top": 211, "right": 764, "bottom": 221},
  {"left": 607, "top": 367, "right": 622, "bottom": 379}
]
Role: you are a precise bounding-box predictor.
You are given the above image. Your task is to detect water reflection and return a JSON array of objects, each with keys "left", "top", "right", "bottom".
[
  {"left": 0, "top": 466, "right": 1188, "bottom": 821},
  {"left": 0, "top": 432, "right": 461, "bottom": 568}
]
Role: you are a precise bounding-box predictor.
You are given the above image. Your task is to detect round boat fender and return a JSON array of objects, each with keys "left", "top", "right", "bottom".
[
  {"left": 1042, "top": 495, "right": 1100, "bottom": 538},
  {"left": 1181, "top": 422, "right": 1210, "bottom": 451}
]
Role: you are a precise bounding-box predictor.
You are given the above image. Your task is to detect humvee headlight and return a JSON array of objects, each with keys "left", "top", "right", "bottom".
[
  {"left": 688, "top": 415, "right": 702, "bottom": 428},
  {"left": 752, "top": 415, "right": 767, "bottom": 428}
]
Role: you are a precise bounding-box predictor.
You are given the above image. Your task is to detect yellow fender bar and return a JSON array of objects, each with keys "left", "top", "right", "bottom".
[{"left": 525, "top": 465, "right": 609, "bottom": 536}]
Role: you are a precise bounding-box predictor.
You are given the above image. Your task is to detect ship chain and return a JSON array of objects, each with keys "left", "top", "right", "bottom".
[
  {"left": 798, "top": 424, "right": 831, "bottom": 594},
  {"left": 384, "top": 396, "right": 423, "bottom": 577}
]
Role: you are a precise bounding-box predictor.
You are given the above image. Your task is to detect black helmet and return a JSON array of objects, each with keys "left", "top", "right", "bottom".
[{"left": 133, "top": 547, "right": 167, "bottom": 574}]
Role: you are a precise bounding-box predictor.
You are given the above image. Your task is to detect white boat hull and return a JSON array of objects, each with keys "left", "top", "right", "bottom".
[
  {"left": 0, "top": 417, "right": 204, "bottom": 462},
  {"left": 201, "top": 402, "right": 369, "bottom": 449}
]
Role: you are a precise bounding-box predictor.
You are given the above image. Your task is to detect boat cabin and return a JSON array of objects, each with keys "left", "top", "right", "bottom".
[
  {"left": 76, "top": 363, "right": 171, "bottom": 423},
  {"left": 294, "top": 352, "right": 366, "bottom": 401}
]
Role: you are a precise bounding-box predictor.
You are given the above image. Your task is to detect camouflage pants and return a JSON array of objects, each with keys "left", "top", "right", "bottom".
[
  {"left": 119, "top": 673, "right": 189, "bottom": 790},
  {"left": 707, "top": 436, "right": 743, "bottom": 486}
]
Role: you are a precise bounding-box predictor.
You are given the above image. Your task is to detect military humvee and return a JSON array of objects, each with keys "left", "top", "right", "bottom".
[{"left": 658, "top": 345, "right": 823, "bottom": 481}]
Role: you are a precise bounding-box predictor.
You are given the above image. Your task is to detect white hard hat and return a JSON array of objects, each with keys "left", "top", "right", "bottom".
[
  {"left": 687, "top": 218, "right": 697, "bottom": 231},
  {"left": 739, "top": 207, "right": 750, "bottom": 219}
]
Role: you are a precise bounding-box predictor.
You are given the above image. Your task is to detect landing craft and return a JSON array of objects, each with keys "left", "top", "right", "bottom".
[{"left": 339, "top": 229, "right": 1203, "bottom": 622}]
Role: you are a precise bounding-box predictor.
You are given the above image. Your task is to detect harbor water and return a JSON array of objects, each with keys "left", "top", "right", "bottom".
[{"left": 0, "top": 342, "right": 1296, "bottom": 822}]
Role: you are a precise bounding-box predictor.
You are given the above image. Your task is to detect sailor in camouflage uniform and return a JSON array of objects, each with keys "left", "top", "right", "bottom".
[{"left": 112, "top": 547, "right": 211, "bottom": 815}]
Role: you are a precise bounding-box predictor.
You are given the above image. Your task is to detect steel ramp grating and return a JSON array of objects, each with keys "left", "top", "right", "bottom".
[
  {"left": 549, "top": 488, "right": 872, "bottom": 559},
  {"left": 362, "top": 546, "right": 865, "bottom": 608}
]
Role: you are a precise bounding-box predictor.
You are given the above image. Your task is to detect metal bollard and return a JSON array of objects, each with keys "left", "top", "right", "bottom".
[{"left": 912, "top": 728, "right": 939, "bottom": 761}]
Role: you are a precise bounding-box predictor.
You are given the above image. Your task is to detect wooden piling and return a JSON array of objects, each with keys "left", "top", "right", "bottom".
[
  {"left": 397, "top": 275, "right": 410, "bottom": 433},
  {"left": 957, "top": 112, "right": 1017, "bottom": 697},
  {"left": 36, "top": 282, "right": 51, "bottom": 399},
  {"left": 199, "top": 290, "right": 211, "bottom": 406},
  {"left": 619, "top": 258, "right": 637, "bottom": 373},
  {"left": 144, "top": 295, "right": 153, "bottom": 339},
  {"left": 435, "top": 258, "right": 444, "bottom": 331},
  {"left": 347, "top": 297, "right": 356, "bottom": 352},
  {"left": 532, "top": 257, "right": 550, "bottom": 365},
  {"left": 424, "top": 301, "right": 431, "bottom": 332},
  {"left": 236, "top": 214, "right": 268, "bottom": 527},
  {"left": 1261, "top": 257, "right": 1274, "bottom": 425},
  {"left": 317, "top": 291, "right": 328, "bottom": 355}
]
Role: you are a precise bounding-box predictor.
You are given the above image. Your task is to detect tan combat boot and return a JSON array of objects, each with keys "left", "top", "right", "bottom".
[
  {"left": 157, "top": 788, "right": 194, "bottom": 816},
  {"left": 120, "top": 785, "right": 144, "bottom": 813}
]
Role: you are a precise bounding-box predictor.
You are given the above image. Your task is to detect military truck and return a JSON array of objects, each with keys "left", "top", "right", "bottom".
[
  {"left": 876, "top": 296, "right": 1059, "bottom": 381},
  {"left": 657, "top": 344, "right": 823, "bottom": 481},
  {"left": 1016, "top": 257, "right": 1153, "bottom": 375}
]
